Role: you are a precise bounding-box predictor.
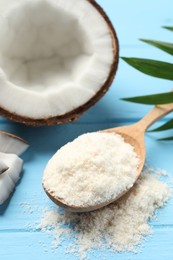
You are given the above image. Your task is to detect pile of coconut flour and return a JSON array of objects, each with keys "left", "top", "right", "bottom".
[
  {"left": 43, "top": 132, "right": 139, "bottom": 207},
  {"left": 40, "top": 132, "right": 171, "bottom": 259},
  {"left": 38, "top": 166, "right": 171, "bottom": 259}
]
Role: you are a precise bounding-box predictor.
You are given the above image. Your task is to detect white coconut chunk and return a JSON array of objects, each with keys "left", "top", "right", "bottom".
[
  {"left": 0, "top": 153, "right": 23, "bottom": 183},
  {"left": 0, "top": 152, "right": 23, "bottom": 204},
  {"left": 0, "top": 172, "right": 15, "bottom": 205},
  {"left": 0, "top": 0, "right": 117, "bottom": 119},
  {"left": 0, "top": 160, "right": 8, "bottom": 175},
  {"left": 0, "top": 131, "right": 29, "bottom": 156}
]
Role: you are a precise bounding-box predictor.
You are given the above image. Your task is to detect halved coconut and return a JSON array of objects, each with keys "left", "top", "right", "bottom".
[{"left": 0, "top": 0, "right": 119, "bottom": 126}]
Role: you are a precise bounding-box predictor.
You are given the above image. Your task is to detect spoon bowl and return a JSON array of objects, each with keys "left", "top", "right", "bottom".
[{"left": 43, "top": 102, "right": 173, "bottom": 212}]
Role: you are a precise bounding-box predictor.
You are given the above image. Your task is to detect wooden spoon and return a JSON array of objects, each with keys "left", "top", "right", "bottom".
[{"left": 44, "top": 102, "right": 173, "bottom": 213}]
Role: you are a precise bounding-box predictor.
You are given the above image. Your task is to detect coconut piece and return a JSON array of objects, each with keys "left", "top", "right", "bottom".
[
  {"left": 0, "top": 153, "right": 23, "bottom": 204},
  {"left": 0, "top": 160, "right": 8, "bottom": 175},
  {"left": 0, "top": 130, "right": 29, "bottom": 156},
  {"left": 0, "top": 173, "right": 15, "bottom": 205},
  {"left": 0, "top": 0, "right": 119, "bottom": 126},
  {"left": 0, "top": 153, "right": 23, "bottom": 183}
]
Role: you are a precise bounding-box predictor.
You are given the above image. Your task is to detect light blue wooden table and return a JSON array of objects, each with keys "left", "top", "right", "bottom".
[{"left": 0, "top": 1, "right": 173, "bottom": 259}]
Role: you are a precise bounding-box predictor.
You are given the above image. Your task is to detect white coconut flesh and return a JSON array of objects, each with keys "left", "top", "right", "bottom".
[
  {"left": 0, "top": 0, "right": 116, "bottom": 119},
  {"left": 0, "top": 131, "right": 28, "bottom": 204},
  {"left": 0, "top": 160, "right": 8, "bottom": 174},
  {"left": 0, "top": 131, "right": 29, "bottom": 155},
  {"left": 0, "top": 152, "right": 23, "bottom": 204}
]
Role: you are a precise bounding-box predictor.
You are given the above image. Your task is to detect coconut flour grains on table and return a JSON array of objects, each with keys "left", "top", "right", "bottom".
[{"left": 43, "top": 132, "right": 139, "bottom": 207}]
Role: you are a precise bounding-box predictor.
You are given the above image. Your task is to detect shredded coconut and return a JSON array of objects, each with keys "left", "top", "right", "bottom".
[
  {"left": 43, "top": 132, "right": 139, "bottom": 207},
  {"left": 39, "top": 166, "right": 171, "bottom": 259}
]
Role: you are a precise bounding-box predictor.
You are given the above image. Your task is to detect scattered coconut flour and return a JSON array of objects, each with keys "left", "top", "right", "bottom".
[
  {"left": 43, "top": 132, "right": 139, "bottom": 207},
  {"left": 38, "top": 166, "right": 172, "bottom": 259}
]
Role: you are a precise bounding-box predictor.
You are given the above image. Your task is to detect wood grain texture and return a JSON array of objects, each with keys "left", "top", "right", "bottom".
[{"left": 0, "top": 0, "right": 173, "bottom": 259}]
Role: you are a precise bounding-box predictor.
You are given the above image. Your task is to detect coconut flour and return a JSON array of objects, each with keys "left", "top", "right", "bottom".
[
  {"left": 43, "top": 132, "right": 139, "bottom": 207},
  {"left": 39, "top": 166, "right": 171, "bottom": 259}
]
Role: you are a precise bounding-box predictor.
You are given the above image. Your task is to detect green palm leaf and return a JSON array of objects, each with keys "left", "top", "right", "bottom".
[
  {"left": 122, "top": 26, "right": 173, "bottom": 140},
  {"left": 163, "top": 26, "right": 173, "bottom": 31},
  {"left": 159, "top": 136, "right": 173, "bottom": 141},
  {"left": 122, "top": 92, "right": 173, "bottom": 104},
  {"left": 121, "top": 57, "right": 173, "bottom": 80},
  {"left": 149, "top": 119, "right": 173, "bottom": 132},
  {"left": 140, "top": 39, "right": 173, "bottom": 55}
]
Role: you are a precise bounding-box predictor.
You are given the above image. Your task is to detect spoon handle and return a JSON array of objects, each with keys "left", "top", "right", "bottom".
[{"left": 137, "top": 103, "right": 173, "bottom": 131}]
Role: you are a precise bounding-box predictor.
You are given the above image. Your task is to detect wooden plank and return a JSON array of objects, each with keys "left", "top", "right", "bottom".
[{"left": 0, "top": 228, "right": 173, "bottom": 260}]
